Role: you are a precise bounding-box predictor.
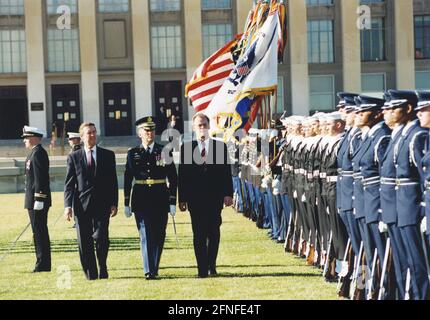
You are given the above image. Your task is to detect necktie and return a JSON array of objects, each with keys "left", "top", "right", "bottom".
[
  {"left": 201, "top": 142, "right": 206, "bottom": 163},
  {"left": 87, "top": 149, "right": 95, "bottom": 177}
]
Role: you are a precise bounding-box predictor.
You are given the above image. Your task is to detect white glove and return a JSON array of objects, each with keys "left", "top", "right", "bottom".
[
  {"left": 238, "top": 172, "right": 242, "bottom": 179},
  {"left": 293, "top": 190, "right": 298, "bottom": 199},
  {"left": 421, "top": 217, "right": 427, "bottom": 233},
  {"left": 170, "top": 205, "right": 176, "bottom": 217},
  {"left": 301, "top": 194, "right": 306, "bottom": 202},
  {"left": 34, "top": 201, "right": 44, "bottom": 211},
  {"left": 378, "top": 221, "right": 388, "bottom": 233},
  {"left": 272, "top": 179, "right": 281, "bottom": 190},
  {"left": 124, "top": 206, "right": 132, "bottom": 218}
]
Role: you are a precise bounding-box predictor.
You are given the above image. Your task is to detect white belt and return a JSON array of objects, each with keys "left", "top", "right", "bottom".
[
  {"left": 362, "top": 176, "right": 380, "bottom": 187},
  {"left": 381, "top": 177, "right": 396, "bottom": 185},
  {"left": 326, "top": 176, "right": 338, "bottom": 183},
  {"left": 395, "top": 178, "right": 420, "bottom": 186}
]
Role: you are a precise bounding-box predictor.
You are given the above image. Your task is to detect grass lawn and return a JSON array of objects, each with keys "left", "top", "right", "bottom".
[{"left": 0, "top": 192, "right": 338, "bottom": 300}]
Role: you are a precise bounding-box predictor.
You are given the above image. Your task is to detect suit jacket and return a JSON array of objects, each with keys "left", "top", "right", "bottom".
[
  {"left": 24, "top": 144, "right": 51, "bottom": 209},
  {"left": 178, "top": 139, "right": 233, "bottom": 212},
  {"left": 64, "top": 146, "right": 118, "bottom": 216}
]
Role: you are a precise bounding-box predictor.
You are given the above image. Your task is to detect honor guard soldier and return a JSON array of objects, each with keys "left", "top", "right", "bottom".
[
  {"left": 321, "top": 112, "right": 349, "bottom": 277},
  {"left": 124, "top": 117, "right": 178, "bottom": 280},
  {"left": 352, "top": 95, "right": 391, "bottom": 296},
  {"left": 336, "top": 93, "right": 361, "bottom": 255},
  {"left": 22, "top": 126, "right": 52, "bottom": 272},
  {"left": 67, "top": 132, "right": 82, "bottom": 153},
  {"left": 417, "top": 90, "right": 430, "bottom": 255},
  {"left": 389, "top": 90, "right": 429, "bottom": 300},
  {"left": 378, "top": 90, "right": 409, "bottom": 299}
]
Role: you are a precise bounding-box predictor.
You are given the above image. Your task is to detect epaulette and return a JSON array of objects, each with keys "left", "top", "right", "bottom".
[
  {"left": 349, "top": 131, "right": 362, "bottom": 156},
  {"left": 374, "top": 135, "right": 390, "bottom": 163},
  {"left": 409, "top": 130, "right": 428, "bottom": 166}
]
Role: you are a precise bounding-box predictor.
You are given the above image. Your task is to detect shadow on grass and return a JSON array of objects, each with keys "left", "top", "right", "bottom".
[
  {"left": 115, "top": 272, "right": 322, "bottom": 280},
  {"left": 0, "top": 237, "right": 192, "bottom": 255}
]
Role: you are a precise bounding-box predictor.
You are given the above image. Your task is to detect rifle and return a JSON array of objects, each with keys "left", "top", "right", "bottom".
[
  {"left": 0, "top": 222, "right": 31, "bottom": 263},
  {"left": 405, "top": 268, "right": 411, "bottom": 300},
  {"left": 378, "top": 237, "right": 391, "bottom": 300},
  {"left": 323, "top": 231, "right": 333, "bottom": 278},
  {"left": 338, "top": 242, "right": 354, "bottom": 298},
  {"left": 298, "top": 228, "right": 305, "bottom": 257},
  {"left": 350, "top": 241, "right": 364, "bottom": 299},
  {"left": 367, "top": 248, "right": 378, "bottom": 300},
  {"left": 337, "top": 238, "right": 351, "bottom": 291},
  {"left": 284, "top": 208, "right": 294, "bottom": 252},
  {"left": 421, "top": 231, "right": 430, "bottom": 281}
]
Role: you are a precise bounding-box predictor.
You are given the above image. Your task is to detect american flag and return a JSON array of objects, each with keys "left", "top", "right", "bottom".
[{"left": 185, "top": 36, "right": 240, "bottom": 113}]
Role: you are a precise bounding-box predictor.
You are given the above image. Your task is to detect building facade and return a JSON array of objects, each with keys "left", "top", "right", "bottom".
[{"left": 0, "top": 0, "right": 429, "bottom": 139}]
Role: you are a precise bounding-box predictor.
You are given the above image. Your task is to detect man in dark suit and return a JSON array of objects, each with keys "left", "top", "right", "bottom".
[
  {"left": 22, "top": 126, "right": 52, "bottom": 273},
  {"left": 64, "top": 123, "right": 118, "bottom": 280},
  {"left": 178, "top": 113, "right": 233, "bottom": 278}
]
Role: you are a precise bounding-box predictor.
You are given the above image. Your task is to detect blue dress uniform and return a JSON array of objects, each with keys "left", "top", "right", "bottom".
[
  {"left": 390, "top": 90, "right": 429, "bottom": 300},
  {"left": 336, "top": 93, "right": 362, "bottom": 257},
  {"left": 379, "top": 123, "right": 407, "bottom": 299},
  {"left": 352, "top": 96, "right": 391, "bottom": 271},
  {"left": 22, "top": 126, "right": 52, "bottom": 272},
  {"left": 415, "top": 91, "right": 430, "bottom": 296},
  {"left": 417, "top": 91, "right": 430, "bottom": 250},
  {"left": 124, "top": 117, "right": 177, "bottom": 279}
]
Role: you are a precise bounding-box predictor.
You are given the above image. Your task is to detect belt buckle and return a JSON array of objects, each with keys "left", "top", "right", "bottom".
[
  {"left": 395, "top": 180, "right": 400, "bottom": 186},
  {"left": 146, "top": 179, "right": 155, "bottom": 185}
]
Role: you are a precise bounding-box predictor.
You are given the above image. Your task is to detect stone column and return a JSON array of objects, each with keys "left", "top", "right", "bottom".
[
  {"left": 131, "top": 0, "right": 153, "bottom": 122},
  {"left": 394, "top": 0, "right": 415, "bottom": 89},
  {"left": 24, "top": 0, "right": 47, "bottom": 134},
  {"left": 341, "top": 0, "right": 361, "bottom": 92},
  {"left": 288, "top": 0, "right": 309, "bottom": 115},
  {"left": 78, "top": 0, "right": 100, "bottom": 129},
  {"left": 236, "top": 0, "right": 254, "bottom": 33},
  {"left": 184, "top": 0, "right": 203, "bottom": 121}
]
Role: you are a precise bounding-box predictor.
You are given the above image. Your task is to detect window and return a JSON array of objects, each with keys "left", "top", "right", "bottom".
[
  {"left": 360, "top": 0, "right": 384, "bottom": 4},
  {"left": 150, "top": 0, "right": 181, "bottom": 12},
  {"left": 202, "top": 0, "right": 231, "bottom": 10},
  {"left": 416, "top": 71, "right": 430, "bottom": 90},
  {"left": 151, "top": 25, "right": 183, "bottom": 68},
  {"left": 202, "top": 23, "right": 232, "bottom": 59},
  {"left": 362, "top": 73, "right": 385, "bottom": 98},
  {"left": 276, "top": 77, "right": 284, "bottom": 114},
  {"left": 361, "top": 17, "right": 385, "bottom": 61},
  {"left": 47, "top": 28, "right": 80, "bottom": 72},
  {"left": 0, "top": 0, "right": 24, "bottom": 15},
  {"left": 46, "top": 0, "right": 77, "bottom": 14},
  {"left": 307, "top": 20, "right": 334, "bottom": 63},
  {"left": 309, "top": 75, "right": 334, "bottom": 111},
  {"left": 98, "top": 0, "right": 129, "bottom": 13},
  {"left": 0, "top": 30, "right": 26, "bottom": 73},
  {"left": 415, "top": 16, "right": 430, "bottom": 59},
  {"left": 306, "top": 0, "right": 332, "bottom": 5}
]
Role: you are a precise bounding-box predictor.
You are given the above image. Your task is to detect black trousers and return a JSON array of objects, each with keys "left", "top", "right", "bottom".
[
  {"left": 189, "top": 208, "right": 222, "bottom": 276},
  {"left": 28, "top": 209, "right": 51, "bottom": 271},
  {"left": 75, "top": 212, "right": 110, "bottom": 279}
]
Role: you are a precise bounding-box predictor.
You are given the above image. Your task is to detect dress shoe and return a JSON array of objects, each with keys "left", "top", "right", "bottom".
[
  {"left": 99, "top": 269, "right": 109, "bottom": 279},
  {"left": 85, "top": 270, "right": 98, "bottom": 280},
  {"left": 208, "top": 268, "right": 218, "bottom": 276},
  {"left": 145, "top": 273, "right": 156, "bottom": 280},
  {"left": 33, "top": 268, "right": 51, "bottom": 273}
]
